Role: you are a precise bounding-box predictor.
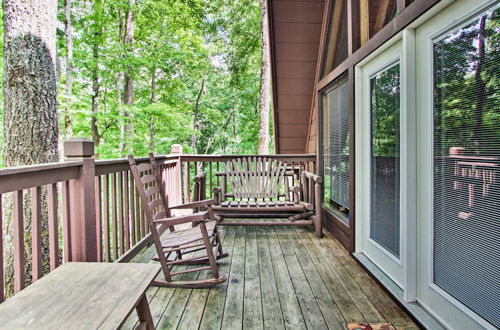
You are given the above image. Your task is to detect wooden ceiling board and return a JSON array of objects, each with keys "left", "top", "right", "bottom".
[
  {"left": 274, "top": 42, "right": 320, "bottom": 61},
  {"left": 276, "top": 61, "right": 317, "bottom": 79},
  {"left": 276, "top": 78, "right": 315, "bottom": 95},
  {"left": 269, "top": 0, "right": 325, "bottom": 154}
]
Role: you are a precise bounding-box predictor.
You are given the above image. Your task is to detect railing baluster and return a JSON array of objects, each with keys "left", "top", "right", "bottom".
[
  {"left": 104, "top": 174, "right": 110, "bottom": 262},
  {"left": 124, "top": 171, "right": 130, "bottom": 251},
  {"left": 31, "top": 186, "right": 42, "bottom": 280},
  {"left": 135, "top": 184, "right": 141, "bottom": 240},
  {"left": 13, "top": 190, "right": 25, "bottom": 293},
  {"left": 118, "top": 172, "right": 124, "bottom": 255},
  {"left": 48, "top": 183, "right": 59, "bottom": 270},
  {"left": 112, "top": 173, "right": 118, "bottom": 260},
  {"left": 95, "top": 176, "right": 102, "bottom": 262},
  {"left": 129, "top": 171, "right": 136, "bottom": 245},
  {"left": 61, "top": 181, "right": 72, "bottom": 263}
]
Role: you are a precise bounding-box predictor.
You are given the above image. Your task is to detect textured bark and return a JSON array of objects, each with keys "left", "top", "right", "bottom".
[
  {"left": 120, "top": 0, "right": 135, "bottom": 156},
  {"left": 64, "top": 0, "right": 73, "bottom": 139},
  {"left": 2, "top": 0, "right": 58, "bottom": 296},
  {"left": 257, "top": 0, "right": 271, "bottom": 155},
  {"left": 191, "top": 78, "right": 205, "bottom": 153}
]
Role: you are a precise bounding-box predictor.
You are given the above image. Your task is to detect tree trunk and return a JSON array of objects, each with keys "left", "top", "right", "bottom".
[
  {"left": 91, "top": 0, "right": 102, "bottom": 158},
  {"left": 191, "top": 78, "right": 205, "bottom": 153},
  {"left": 257, "top": 0, "right": 271, "bottom": 155},
  {"left": 64, "top": 0, "right": 73, "bottom": 139},
  {"left": 121, "top": 0, "right": 135, "bottom": 156},
  {"left": 148, "top": 69, "right": 157, "bottom": 152},
  {"left": 3, "top": 0, "right": 58, "bottom": 296}
]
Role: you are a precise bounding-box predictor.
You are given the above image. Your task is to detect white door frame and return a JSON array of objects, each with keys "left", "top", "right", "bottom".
[{"left": 355, "top": 37, "right": 414, "bottom": 291}]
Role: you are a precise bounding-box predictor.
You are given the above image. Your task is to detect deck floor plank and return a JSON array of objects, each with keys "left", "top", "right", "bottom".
[
  {"left": 221, "top": 226, "right": 246, "bottom": 329},
  {"left": 323, "top": 232, "right": 416, "bottom": 327},
  {"left": 302, "top": 229, "right": 387, "bottom": 323},
  {"left": 294, "top": 228, "right": 366, "bottom": 323},
  {"left": 126, "top": 225, "right": 419, "bottom": 330},
  {"left": 198, "top": 226, "right": 237, "bottom": 330},
  {"left": 255, "top": 227, "right": 285, "bottom": 330},
  {"left": 275, "top": 226, "right": 329, "bottom": 329},
  {"left": 281, "top": 227, "right": 345, "bottom": 329},
  {"left": 267, "top": 227, "right": 307, "bottom": 329},
  {"left": 177, "top": 228, "right": 228, "bottom": 330},
  {"left": 243, "top": 226, "right": 264, "bottom": 329}
]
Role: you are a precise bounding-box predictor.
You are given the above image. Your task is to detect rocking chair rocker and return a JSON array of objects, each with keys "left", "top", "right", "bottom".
[{"left": 128, "top": 154, "right": 228, "bottom": 288}]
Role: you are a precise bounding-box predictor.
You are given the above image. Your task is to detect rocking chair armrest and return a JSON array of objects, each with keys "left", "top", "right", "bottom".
[
  {"left": 169, "top": 199, "right": 216, "bottom": 210},
  {"left": 153, "top": 211, "right": 209, "bottom": 226},
  {"left": 291, "top": 185, "right": 301, "bottom": 193}
]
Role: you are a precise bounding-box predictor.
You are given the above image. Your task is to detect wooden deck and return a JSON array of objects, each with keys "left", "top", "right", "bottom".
[{"left": 122, "top": 225, "right": 418, "bottom": 330}]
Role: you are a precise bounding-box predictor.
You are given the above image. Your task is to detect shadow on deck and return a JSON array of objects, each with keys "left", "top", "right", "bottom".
[{"left": 122, "top": 225, "right": 418, "bottom": 330}]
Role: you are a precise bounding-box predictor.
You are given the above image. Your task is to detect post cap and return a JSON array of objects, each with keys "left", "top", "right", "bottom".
[
  {"left": 171, "top": 144, "right": 183, "bottom": 154},
  {"left": 64, "top": 138, "right": 95, "bottom": 158}
]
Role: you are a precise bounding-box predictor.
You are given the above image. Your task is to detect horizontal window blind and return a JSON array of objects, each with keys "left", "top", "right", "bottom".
[
  {"left": 433, "top": 7, "right": 499, "bottom": 328},
  {"left": 369, "top": 63, "right": 400, "bottom": 258},
  {"left": 323, "top": 78, "right": 350, "bottom": 214}
]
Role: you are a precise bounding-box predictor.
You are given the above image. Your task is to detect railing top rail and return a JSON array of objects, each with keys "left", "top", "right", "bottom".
[
  {"left": 94, "top": 154, "right": 179, "bottom": 166},
  {"left": 179, "top": 154, "right": 316, "bottom": 162},
  {"left": 94, "top": 154, "right": 179, "bottom": 176},
  {"left": 0, "top": 161, "right": 83, "bottom": 194},
  {"left": 0, "top": 161, "right": 83, "bottom": 177}
]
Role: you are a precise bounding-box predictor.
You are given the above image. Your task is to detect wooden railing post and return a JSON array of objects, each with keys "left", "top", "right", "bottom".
[
  {"left": 171, "top": 144, "right": 183, "bottom": 205},
  {"left": 64, "top": 138, "right": 97, "bottom": 262}
]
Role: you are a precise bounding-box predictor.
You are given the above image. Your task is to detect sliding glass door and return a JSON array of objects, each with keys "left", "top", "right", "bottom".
[{"left": 416, "top": 1, "right": 499, "bottom": 328}]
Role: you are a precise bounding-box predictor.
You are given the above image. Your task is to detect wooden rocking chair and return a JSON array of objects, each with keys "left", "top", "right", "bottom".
[{"left": 128, "top": 154, "right": 228, "bottom": 288}]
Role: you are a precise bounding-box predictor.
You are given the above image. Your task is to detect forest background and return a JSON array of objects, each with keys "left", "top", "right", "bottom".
[{"left": 0, "top": 0, "right": 273, "bottom": 166}]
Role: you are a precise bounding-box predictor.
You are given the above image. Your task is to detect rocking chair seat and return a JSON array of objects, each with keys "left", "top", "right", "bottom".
[{"left": 161, "top": 220, "right": 217, "bottom": 248}]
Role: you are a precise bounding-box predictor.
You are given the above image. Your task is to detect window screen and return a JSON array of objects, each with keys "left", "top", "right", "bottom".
[
  {"left": 370, "top": 63, "right": 400, "bottom": 258},
  {"left": 433, "top": 7, "right": 499, "bottom": 328},
  {"left": 323, "top": 78, "right": 350, "bottom": 220}
]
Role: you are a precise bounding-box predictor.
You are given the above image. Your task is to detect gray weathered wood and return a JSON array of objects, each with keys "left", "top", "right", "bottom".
[{"left": 0, "top": 262, "right": 159, "bottom": 329}]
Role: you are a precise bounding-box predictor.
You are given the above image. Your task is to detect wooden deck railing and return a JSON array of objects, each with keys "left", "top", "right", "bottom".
[{"left": 0, "top": 138, "right": 317, "bottom": 301}]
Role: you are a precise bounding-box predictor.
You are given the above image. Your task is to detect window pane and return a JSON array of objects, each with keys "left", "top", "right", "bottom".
[
  {"left": 370, "top": 63, "right": 400, "bottom": 258},
  {"left": 433, "top": 7, "right": 500, "bottom": 328},
  {"left": 322, "top": 0, "right": 348, "bottom": 77},
  {"left": 323, "top": 78, "right": 350, "bottom": 221}
]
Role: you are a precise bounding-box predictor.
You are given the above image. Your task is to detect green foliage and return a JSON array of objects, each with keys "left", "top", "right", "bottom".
[{"left": 1, "top": 0, "right": 269, "bottom": 166}]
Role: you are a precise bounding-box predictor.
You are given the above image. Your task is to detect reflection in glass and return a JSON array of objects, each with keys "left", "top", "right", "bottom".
[
  {"left": 433, "top": 8, "right": 499, "bottom": 328},
  {"left": 370, "top": 63, "right": 400, "bottom": 258}
]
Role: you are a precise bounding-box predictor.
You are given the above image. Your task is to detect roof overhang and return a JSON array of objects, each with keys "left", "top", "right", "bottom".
[{"left": 267, "top": 0, "right": 325, "bottom": 154}]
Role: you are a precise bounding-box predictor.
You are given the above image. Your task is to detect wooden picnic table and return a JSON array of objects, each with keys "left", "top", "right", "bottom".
[{"left": 0, "top": 262, "right": 160, "bottom": 330}]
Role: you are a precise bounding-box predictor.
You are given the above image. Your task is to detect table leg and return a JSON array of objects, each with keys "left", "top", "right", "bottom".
[{"left": 135, "top": 294, "right": 154, "bottom": 330}]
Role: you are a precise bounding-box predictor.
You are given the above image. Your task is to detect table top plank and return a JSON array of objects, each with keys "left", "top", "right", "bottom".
[{"left": 0, "top": 262, "right": 160, "bottom": 329}]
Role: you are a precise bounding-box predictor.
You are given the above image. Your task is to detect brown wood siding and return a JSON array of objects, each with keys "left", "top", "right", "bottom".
[{"left": 269, "top": 0, "right": 326, "bottom": 154}]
